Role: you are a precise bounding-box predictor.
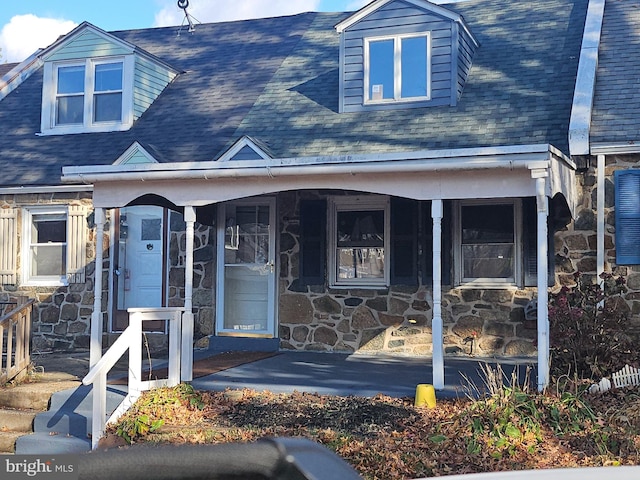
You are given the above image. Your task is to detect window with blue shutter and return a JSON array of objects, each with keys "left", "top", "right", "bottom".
[{"left": 615, "top": 170, "right": 640, "bottom": 265}]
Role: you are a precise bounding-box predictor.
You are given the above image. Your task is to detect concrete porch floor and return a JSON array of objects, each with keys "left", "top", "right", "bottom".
[{"left": 32, "top": 349, "right": 538, "bottom": 399}]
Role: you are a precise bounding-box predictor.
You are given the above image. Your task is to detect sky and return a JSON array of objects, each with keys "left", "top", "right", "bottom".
[{"left": 0, "top": 0, "right": 370, "bottom": 64}]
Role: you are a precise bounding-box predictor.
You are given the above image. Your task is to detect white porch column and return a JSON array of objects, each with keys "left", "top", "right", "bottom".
[
  {"left": 181, "top": 206, "right": 196, "bottom": 382},
  {"left": 90, "top": 208, "right": 105, "bottom": 368},
  {"left": 431, "top": 199, "right": 444, "bottom": 390},
  {"left": 534, "top": 174, "right": 549, "bottom": 390}
]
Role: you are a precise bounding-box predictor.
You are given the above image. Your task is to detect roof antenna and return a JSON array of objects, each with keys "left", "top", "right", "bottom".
[{"left": 177, "top": 0, "right": 198, "bottom": 35}]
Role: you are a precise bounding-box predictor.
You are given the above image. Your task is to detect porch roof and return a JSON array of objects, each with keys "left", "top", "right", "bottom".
[{"left": 62, "top": 143, "right": 577, "bottom": 217}]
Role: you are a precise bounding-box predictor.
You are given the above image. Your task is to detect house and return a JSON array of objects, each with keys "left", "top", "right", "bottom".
[{"left": 0, "top": 0, "right": 637, "bottom": 393}]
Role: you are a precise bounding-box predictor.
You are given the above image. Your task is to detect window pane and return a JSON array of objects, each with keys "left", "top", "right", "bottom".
[
  {"left": 56, "top": 95, "right": 84, "bottom": 125},
  {"left": 95, "top": 63, "right": 123, "bottom": 92},
  {"left": 141, "top": 218, "right": 162, "bottom": 241},
  {"left": 31, "top": 215, "right": 66, "bottom": 243},
  {"left": 337, "top": 248, "right": 385, "bottom": 279},
  {"left": 462, "top": 204, "right": 514, "bottom": 244},
  {"left": 31, "top": 245, "right": 66, "bottom": 276},
  {"left": 94, "top": 93, "right": 122, "bottom": 122},
  {"left": 57, "top": 65, "right": 85, "bottom": 94},
  {"left": 463, "top": 244, "right": 514, "bottom": 279},
  {"left": 369, "top": 39, "right": 394, "bottom": 100},
  {"left": 337, "top": 210, "right": 384, "bottom": 247},
  {"left": 401, "top": 36, "right": 427, "bottom": 98}
]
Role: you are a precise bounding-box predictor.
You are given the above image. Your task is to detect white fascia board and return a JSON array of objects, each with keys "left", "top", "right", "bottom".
[
  {"left": 0, "top": 52, "right": 43, "bottom": 101},
  {"left": 335, "top": 0, "right": 464, "bottom": 33},
  {"left": 62, "top": 144, "right": 565, "bottom": 184},
  {"left": 568, "top": 0, "right": 606, "bottom": 156},
  {"left": 591, "top": 142, "right": 640, "bottom": 155}
]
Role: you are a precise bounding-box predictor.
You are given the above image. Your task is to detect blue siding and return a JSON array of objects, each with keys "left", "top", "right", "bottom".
[
  {"left": 44, "top": 30, "right": 131, "bottom": 61},
  {"left": 340, "top": 0, "right": 458, "bottom": 113},
  {"left": 133, "top": 56, "right": 177, "bottom": 120},
  {"left": 456, "top": 26, "right": 477, "bottom": 99}
]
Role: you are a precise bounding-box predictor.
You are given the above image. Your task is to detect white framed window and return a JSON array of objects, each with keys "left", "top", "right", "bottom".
[
  {"left": 329, "top": 196, "right": 390, "bottom": 288},
  {"left": 454, "top": 199, "right": 522, "bottom": 287},
  {"left": 22, "top": 207, "right": 68, "bottom": 286},
  {"left": 364, "top": 33, "right": 431, "bottom": 104},
  {"left": 41, "top": 56, "right": 134, "bottom": 134}
]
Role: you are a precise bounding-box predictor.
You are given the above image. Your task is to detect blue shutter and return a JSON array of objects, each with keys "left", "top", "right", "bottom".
[
  {"left": 299, "top": 199, "right": 326, "bottom": 286},
  {"left": 390, "top": 197, "right": 418, "bottom": 285},
  {"left": 615, "top": 170, "right": 640, "bottom": 265},
  {"left": 523, "top": 197, "right": 555, "bottom": 287}
]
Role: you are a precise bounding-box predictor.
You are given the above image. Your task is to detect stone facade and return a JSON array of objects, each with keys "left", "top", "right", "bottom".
[
  {"left": 5, "top": 157, "right": 640, "bottom": 358},
  {"left": 277, "top": 191, "right": 538, "bottom": 357},
  {"left": 0, "top": 192, "right": 97, "bottom": 351}
]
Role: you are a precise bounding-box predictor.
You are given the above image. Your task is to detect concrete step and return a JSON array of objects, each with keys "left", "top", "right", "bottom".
[
  {"left": 0, "top": 408, "right": 38, "bottom": 432},
  {"left": 16, "top": 384, "right": 127, "bottom": 454},
  {"left": 0, "top": 375, "right": 81, "bottom": 410},
  {"left": 0, "top": 431, "right": 23, "bottom": 454},
  {"left": 48, "top": 384, "right": 127, "bottom": 412},
  {"left": 15, "top": 432, "right": 91, "bottom": 454}
]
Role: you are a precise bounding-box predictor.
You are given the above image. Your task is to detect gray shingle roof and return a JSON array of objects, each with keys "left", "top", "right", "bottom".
[
  {"left": 590, "top": 0, "right": 640, "bottom": 145},
  {"left": 0, "top": 0, "right": 589, "bottom": 187}
]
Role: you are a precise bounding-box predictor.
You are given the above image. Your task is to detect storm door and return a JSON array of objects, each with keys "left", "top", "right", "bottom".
[{"left": 215, "top": 199, "right": 276, "bottom": 337}]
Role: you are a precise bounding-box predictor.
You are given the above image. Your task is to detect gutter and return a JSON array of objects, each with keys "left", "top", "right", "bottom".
[
  {"left": 568, "top": 0, "right": 606, "bottom": 156},
  {"left": 62, "top": 144, "right": 568, "bottom": 184}
]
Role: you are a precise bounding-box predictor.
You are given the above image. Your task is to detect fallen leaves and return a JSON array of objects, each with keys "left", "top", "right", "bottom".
[{"left": 108, "top": 386, "right": 640, "bottom": 479}]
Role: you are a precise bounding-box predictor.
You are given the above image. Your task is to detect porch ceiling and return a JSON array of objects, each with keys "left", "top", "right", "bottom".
[{"left": 62, "top": 144, "right": 577, "bottom": 217}]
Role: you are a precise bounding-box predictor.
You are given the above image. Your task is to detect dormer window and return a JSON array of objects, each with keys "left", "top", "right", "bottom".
[
  {"left": 365, "top": 33, "right": 430, "bottom": 104},
  {"left": 42, "top": 56, "right": 133, "bottom": 135}
]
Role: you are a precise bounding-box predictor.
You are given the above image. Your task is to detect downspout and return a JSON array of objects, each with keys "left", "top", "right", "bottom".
[{"left": 597, "top": 154, "right": 606, "bottom": 281}]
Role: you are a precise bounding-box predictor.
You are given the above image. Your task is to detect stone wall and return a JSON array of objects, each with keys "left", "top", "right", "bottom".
[
  {"left": 277, "top": 191, "right": 537, "bottom": 357},
  {"left": 0, "top": 192, "right": 97, "bottom": 351},
  {"left": 555, "top": 155, "right": 640, "bottom": 325}
]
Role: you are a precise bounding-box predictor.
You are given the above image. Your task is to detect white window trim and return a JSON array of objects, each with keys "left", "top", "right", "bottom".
[
  {"left": 21, "top": 206, "right": 69, "bottom": 287},
  {"left": 328, "top": 195, "right": 390, "bottom": 288},
  {"left": 40, "top": 55, "right": 134, "bottom": 135},
  {"left": 453, "top": 199, "right": 523, "bottom": 288},
  {"left": 364, "top": 32, "right": 431, "bottom": 104}
]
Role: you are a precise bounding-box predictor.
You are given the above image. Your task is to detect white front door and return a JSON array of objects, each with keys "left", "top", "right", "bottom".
[
  {"left": 216, "top": 199, "right": 277, "bottom": 337},
  {"left": 113, "top": 206, "right": 165, "bottom": 331}
]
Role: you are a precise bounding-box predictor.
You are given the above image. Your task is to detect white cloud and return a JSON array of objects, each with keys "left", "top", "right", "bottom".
[
  {"left": 154, "top": 0, "right": 321, "bottom": 27},
  {"left": 0, "top": 14, "right": 76, "bottom": 63}
]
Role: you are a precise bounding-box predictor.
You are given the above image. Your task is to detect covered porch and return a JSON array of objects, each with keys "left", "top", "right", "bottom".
[{"left": 63, "top": 143, "right": 576, "bottom": 402}]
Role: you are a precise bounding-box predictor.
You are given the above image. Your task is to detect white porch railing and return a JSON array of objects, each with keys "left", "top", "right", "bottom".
[
  {"left": 82, "top": 307, "right": 185, "bottom": 449},
  {"left": 0, "top": 297, "right": 33, "bottom": 385}
]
